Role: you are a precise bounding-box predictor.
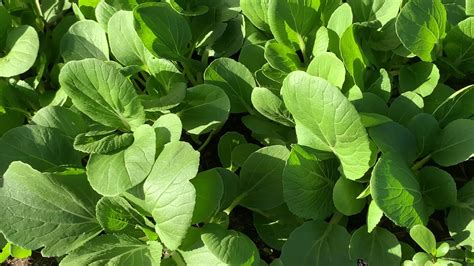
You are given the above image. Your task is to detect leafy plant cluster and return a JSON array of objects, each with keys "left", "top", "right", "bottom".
[{"left": 0, "top": 0, "right": 473, "bottom": 265}]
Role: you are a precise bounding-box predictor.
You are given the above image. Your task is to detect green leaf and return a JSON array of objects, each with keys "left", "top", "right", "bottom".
[
  {"left": 410, "top": 225, "right": 437, "bottom": 255},
  {"left": 327, "top": 3, "right": 353, "bottom": 38},
  {"left": 267, "top": 0, "right": 322, "bottom": 59},
  {"left": 407, "top": 113, "right": 440, "bottom": 157},
  {"left": 418, "top": 166, "right": 457, "bottom": 209},
  {"left": 32, "top": 106, "right": 87, "bottom": 139},
  {"left": 60, "top": 235, "right": 162, "bottom": 266},
  {"left": 239, "top": 39, "right": 267, "bottom": 74},
  {"left": 231, "top": 143, "right": 261, "bottom": 169},
  {"left": 217, "top": 132, "right": 247, "bottom": 170},
  {"left": 253, "top": 205, "right": 302, "bottom": 250},
  {"left": 367, "top": 200, "right": 384, "bottom": 233},
  {"left": 251, "top": 87, "right": 294, "bottom": 127},
  {"left": 395, "top": 0, "right": 447, "bottom": 61},
  {"left": 388, "top": 92, "right": 424, "bottom": 126},
  {"left": 433, "top": 85, "right": 474, "bottom": 126},
  {"left": 144, "top": 142, "right": 200, "bottom": 250},
  {"left": 10, "top": 245, "right": 31, "bottom": 259},
  {"left": 60, "top": 20, "right": 109, "bottom": 62},
  {"left": 233, "top": 145, "right": 290, "bottom": 211},
  {"left": 424, "top": 84, "right": 454, "bottom": 114},
  {"left": 348, "top": 0, "right": 403, "bottom": 27},
  {"left": 283, "top": 145, "right": 338, "bottom": 220},
  {"left": 444, "top": 17, "right": 474, "bottom": 74},
  {"left": 340, "top": 24, "right": 369, "bottom": 89},
  {"left": 333, "top": 177, "right": 366, "bottom": 216},
  {"left": 87, "top": 125, "right": 156, "bottom": 196},
  {"left": 241, "top": 0, "right": 270, "bottom": 32},
  {"left": 281, "top": 220, "right": 352, "bottom": 266},
  {"left": 0, "top": 125, "right": 82, "bottom": 175},
  {"left": 0, "top": 162, "right": 102, "bottom": 257},
  {"left": 96, "top": 196, "right": 150, "bottom": 234},
  {"left": 204, "top": 58, "right": 255, "bottom": 113},
  {"left": 191, "top": 169, "right": 224, "bottom": 224},
  {"left": 432, "top": 119, "right": 474, "bottom": 166},
  {"left": 399, "top": 62, "right": 440, "bottom": 97},
  {"left": 134, "top": 2, "right": 191, "bottom": 60},
  {"left": 174, "top": 84, "right": 230, "bottom": 135},
  {"left": 153, "top": 113, "right": 182, "bottom": 154},
  {"left": 468, "top": 0, "right": 474, "bottom": 15},
  {"left": 447, "top": 180, "right": 474, "bottom": 248},
  {"left": 367, "top": 69, "right": 392, "bottom": 103},
  {"left": 74, "top": 131, "right": 134, "bottom": 154},
  {"left": 282, "top": 71, "right": 371, "bottom": 180},
  {"left": 264, "top": 40, "right": 302, "bottom": 73},
  {"left": 307, "top": 52, "right": 346, "bottom": 88},
  {"left": 59, "top": 58, "right": 146, "bottom": 131},
  {"left": 312, "top": 26, "right": 329, "bottom": 56},
  {"left": 0, "top": 25, "right": 39, "bottom": 77},
  {"left": 180, "top": 224, "right": 260, "bottom": 266},
  {"left": 371, "top": 155, "right": 430, "bottom": 228},
  {"left": 349, "top": 226, "right": 402, "bottom": 265},
  {"left": 369, "top": 121, "right": 418, "bottom": 164},
  {"left": 108, "top": 10, "right": 150, "bottom": 67}
]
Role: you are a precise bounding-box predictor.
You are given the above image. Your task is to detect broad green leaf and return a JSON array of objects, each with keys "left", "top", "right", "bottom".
[
  {"left": 369, "top": 121, "right": 418, "bottom": 164},
  {"left": 349, "top": 226, "right": 402, "bottom": 265},
  {"left": 146, "top": 56, "right": 185, "bottom": 94},
  {"left": 10, "top": 245, "right": 31, "bottom": 259},
  {"left": 96, "top": 196, "right": 150, "bottom": 234},
  {"left": 468, "top": 0, "right": 474, "bottom": 15},
  {"left": 444, "top": 17, "right": 474, "bottom": 74},
  {"left": 108, "top": 11, "right": 150, "bottom": 67},
  {"left": 371, "top": 155, "right": 430, "bottom": 228},
  {"left": 231, "top": 143, "right": 260, "bottom": 169},
  {"left": 424, "top": 84, "right": 454, "bottom": 114},
  {"left": 447, "top": 180, "right": 474, "bottom": 248},
  {"left": 153, "top": 113, "right": 182, "bottom": 154},
  {"left": 87, "top": 125, "right": 156, "bottom": 196},
  {"left": 388, "top": 92, "right": 424, "bottom": 126},
  {"left": 267, "top": 0, "right": 322, "bottom": 60},
  {"left": 283, "top": 145, "right": 338, "bottom": 220},
  {"left": 395, "top": 0, "right": 447, "bottom": 61},
  {"left": 180, "top": 224, "right": 260, "bottom": 266},
  {"left": 191, "top": 169, "right": 224, "bottom": 224},
  {"left": 327, "top": 3, "right": 353, "bottom": 37},
  {"left": 240, "top": 0, "right": 270, "bottom": 32},
  {"left": 307, "top": 52, "right": 346, "bottom": 88},
  {"left": 312, "top": 26, "right": 329, "bottom": 56},
  {"left": 433, "top": 85, "right": 474, "bottom": 126},
  {"left": 174, "top": 84, "right": 230, "bottom": 135},
  {"left": 60, "top": 20, "right": 109, "bottom": 62},
  {"left": 60, "top": 235, "right": 162, "bottom": 266},
  {"left": 78, "top": 0, "right": 99, "bottom": 19},
  {"left": 0, "top": 243, "right": 9, "bottom": 264},
  {"left": 0, "top": 162, "right": 101, "bottom": 257},
  {"left": 264, "top": 40, "right": 302, "bottom": 73},
  {"left": 348, "top": 0, "right": 403, "bottom": 26},
  {"left": 0, "top": 25, "right": 39, "bottom": 77},
  {"left": 253, "top": 205, "right": 302, "bottom": 250},
  {"left": 282, "top": 71, "right": 371, "bottom": 180},
  {"left": 251, "top": 87, "right": 294, "bottom": 127},
  {"left": 432, "top": 119, "right": 474, "bottom": 166},
  {"left": 0, "top": 125, "right": 81, "bottom": 175},
  {"left": 234, "top": 145, "right": 290, "bottom": 211},
  {"left": 74, "top": 131, "right": 134, "bottom": 154},
  {"left": 0, "top": 7, "right": 11, "bottom": 50},
  {"left": 340, "top": 24, "right": 369, "bottom": 88},
  {"left": 32, "top": 106, "right": 87, "bottom": 139},
  {"left": 213, "top": 168, "right": 240, "bottom": 211},
  {"left": 209, "top": 16, "right": 245, "bottom": 58},
  {"left": 239, "top": 40, "right": 267, "bottom": 74},
  {"left": 367, "top": 200, "right": 384, "bottom": 233},
  {"left": 59, "top": 58, "right": 146, "bottom": 131},
  {"left": 165, "top": 0, "right": 208, "bottom": 16},
  {"left": 134, "top": 2, "right": 191, "bottom": 60},
  {"left": 281, "top": 220, "right": 352, "bottom": 266},
  {"left": 204, "top": 58, "right": 255, "bottom": 113},
  {"left": 418, "top": 166, "right": 457, "bottom": 209},
  {"left": 333, "top": 177, "right": 366, "bottom": 216},
  {"left": 407, "top": 113, "right": 440, "bottom": 157},
  {"left": 144, "top": 142, "right": 200, "bottom": 250},
  {"left": 410, "top": 225, "right": 437, "bottom": 255},
  {"left": 367, "top": 69, "right": 391, "bottom": 102},
  {"left": 399, "top": 62, "right": 440, "bottom": 97},
  {"left": 217, "top": 132, "right": 247, "bottom": 170}
]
